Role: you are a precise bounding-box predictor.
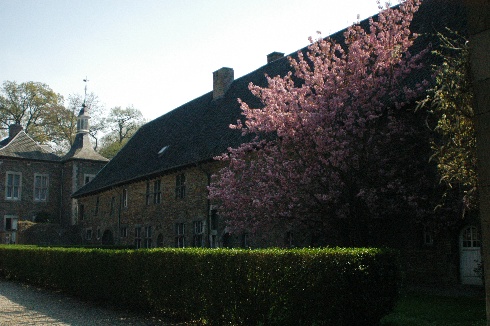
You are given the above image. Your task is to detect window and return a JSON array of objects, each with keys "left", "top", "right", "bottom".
[
  {"left": 4, "top": 216, "right": 18, "bottom": 231},
  {"left": 94, "top": 196, "right": 100, "bottom": 216},
  {"left": 135, "top": 226, "right": 142, "bottom": 249},
  {"left": 79, "top": 204, "right": 85, "bottom": 221},
  {"left": 110, "top": 196, "right": 115, "bottom": 216},
  {"left": 175, "top": 223, "right": 185, "bottom": 248},
  {"left": 84, "top": 174, "right": 95, "bottom": 185},
  {"left": 5, "top": 172, "right": 21, "bottom": 200},
  {"left": 120, "top": 227, "right": 128, "bottom": 238},
  {"left": 285, "top": 231, "right": 294, "bottom": 248},
  {"left": 193, "top": 221, "right": 204, "bottom": 247},
  {"left": 156, "top": 233, "right": 164, "bottom": 247},
  {"left": 175, "top": 174, "right": 186, "bottom": 199},
  {"left": 85, "top": 228, "right": 92, "bottom": 240},
  {"left": 153, "top": 180, "right": 161, "bottom": 204},
  {"left": 210, "top": 209, "right": 218, "bottom": 230},
  {"left": 145, "top": 181, "right": 151, "bottom": 205},
  {"left": 144, "top": 226, "right": 152, "bottom": 248},
  {"left": 34, "top": 174, "right": 48, "bottom": 201},
  {"left": 242, "top": 233, "right": 249, "bottom": 248},
  {"left": 96, "top": 227, "right": 101, "bottom": 240},
  {"left": 122, "top": 189, "right": 128, "bottom": 208},
  {"left": 462, "top": 226, "right": 481, "bottom": 248},
  {"left": 210, "top": 209, "right": 218, "bottom": 248}
]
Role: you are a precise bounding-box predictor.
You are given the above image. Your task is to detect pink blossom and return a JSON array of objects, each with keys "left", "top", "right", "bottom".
[{"left": 209, "top": 0, "right": 433, "bottom": 239}]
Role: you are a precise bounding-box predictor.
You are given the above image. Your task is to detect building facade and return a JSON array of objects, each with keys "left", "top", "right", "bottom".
[
  {"left": 72, "top": 1, "right": 480, "bottom": 286},
  {"left": 0, "top": 105, "right": 108, "bottom": 244}
]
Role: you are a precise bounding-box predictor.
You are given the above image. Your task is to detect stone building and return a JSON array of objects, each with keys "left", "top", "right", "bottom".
[
  {"left": 0, "top": 104, "right": 108, "bottom": 244},
  {"left": 72, "top": 1, "right": 480, "bottom": 286}
]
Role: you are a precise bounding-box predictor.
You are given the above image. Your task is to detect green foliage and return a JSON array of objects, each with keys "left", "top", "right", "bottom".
[
  {"left": 418, "top": 29, "right": 476, "bottom": 211},
  {"left": 98, "top": 137, "right": 129, "bottom": 159},
  {"left": 98, "top": 105, "right": 144, "bottom": 158},
  {"left": 0, "top": 246, "right": 400, "bottom": 326},
  {"left": 0, "top": 81, "right": 62, "bottom": 142}
]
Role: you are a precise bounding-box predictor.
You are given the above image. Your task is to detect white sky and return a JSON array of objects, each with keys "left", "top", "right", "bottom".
[{"left": 0, "top": 0, "right": 381, "bottom": 121}]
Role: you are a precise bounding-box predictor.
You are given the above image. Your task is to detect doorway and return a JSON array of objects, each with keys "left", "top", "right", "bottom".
[{"left": 460, "top": 226, "right": 483, "bottom": 285}]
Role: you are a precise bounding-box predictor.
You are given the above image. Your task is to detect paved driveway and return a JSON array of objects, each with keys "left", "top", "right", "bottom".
[{"left": 0, "top": 280, "right": 170, "bottom": 325}]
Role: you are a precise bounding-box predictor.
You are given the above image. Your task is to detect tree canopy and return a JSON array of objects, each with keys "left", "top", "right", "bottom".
[
  {"left": 41, "top": 92, "right": 104, "bottom": 153},
  {"left": 0, "top": 80, "right": 144, "bottom": 158},
  {"left": 209, "top": 0, "right": 435, "bottom": 243},
  {"left": 0, "top": 81, "right": 62, "bottom": 143},
  {"left": 98, "top": 105, "right": 145, "bottom": 158}
]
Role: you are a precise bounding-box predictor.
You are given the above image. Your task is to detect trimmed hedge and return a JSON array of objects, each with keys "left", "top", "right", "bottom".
[{"left": 0, "top": 245, "right": 399, "bottom": 325}]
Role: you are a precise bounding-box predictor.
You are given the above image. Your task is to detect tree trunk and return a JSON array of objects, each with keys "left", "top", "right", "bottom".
[{"left": 465, "top": 0, "right": 490, "bottom": 324}]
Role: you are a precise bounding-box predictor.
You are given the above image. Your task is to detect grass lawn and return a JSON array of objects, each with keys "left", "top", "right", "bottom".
[{"left": 381, "top": 288, "right": 486, "bottom": 326}]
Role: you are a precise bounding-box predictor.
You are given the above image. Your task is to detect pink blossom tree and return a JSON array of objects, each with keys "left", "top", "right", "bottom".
[{"left": 209, "top": 0, "right": 433, "bottom": 245}]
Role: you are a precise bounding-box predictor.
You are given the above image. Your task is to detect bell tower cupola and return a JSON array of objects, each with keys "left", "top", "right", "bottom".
[
  {"left": 62, "top": 77, "right": 108, "bottom": 163},
  {"left": 77, "top": 103, "right": 90, "bottom": 134}
]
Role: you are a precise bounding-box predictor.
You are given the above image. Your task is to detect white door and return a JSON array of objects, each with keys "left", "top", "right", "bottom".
[{"left": 460, "top": 226, "right": 483, "bottom": 285}]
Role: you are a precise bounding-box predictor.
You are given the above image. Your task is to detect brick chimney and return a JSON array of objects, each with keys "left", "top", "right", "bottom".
[
  {"left": 9, "top": 124, "right": 23, "bottom": 138},
  {"left": 213, "top": 67, "right": 234, "bottom": 100},
  {"left": 267, "top": 52, "right": 284, "bottom": 63}
]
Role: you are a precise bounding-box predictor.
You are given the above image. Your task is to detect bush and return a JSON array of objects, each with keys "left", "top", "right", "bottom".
[
  {"left": 0, "top": 245, "right": 399, "bottom": 325},
  {"left": 34, "top": 211, "right": 52, "bottom": 223}
]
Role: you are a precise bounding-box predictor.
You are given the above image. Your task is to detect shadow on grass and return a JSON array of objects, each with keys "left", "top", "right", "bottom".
[{"left": 381, "top": 287, "right": 486, "bottom": 326}]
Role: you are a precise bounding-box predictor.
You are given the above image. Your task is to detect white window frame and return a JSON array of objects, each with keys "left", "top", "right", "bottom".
[
  {"left": 462, "top": 226, "right": 481, "bottom": 248},
  {"left": 33, "top": 173, "right": 49, "bottom": 202},
  {"left": 5, "top": 171, "right": 22, "bottom": 200}
]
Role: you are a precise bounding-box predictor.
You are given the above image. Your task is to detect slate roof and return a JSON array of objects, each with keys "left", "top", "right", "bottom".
[
  {"left": 0, "top": 131, "right": 60, "bottom": 162},
  {"left": 62, "top": 132, "right": 109, "bottom": 162},
  {"left": 72, "top": 0, "right": 466, "bottom": 198}
]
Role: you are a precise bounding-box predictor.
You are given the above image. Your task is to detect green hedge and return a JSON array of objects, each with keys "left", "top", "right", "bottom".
[{"left": 0, "top": 245, "right": 399, "bottom": 325}]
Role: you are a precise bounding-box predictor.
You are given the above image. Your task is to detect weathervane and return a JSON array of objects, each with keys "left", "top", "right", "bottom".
[
  {"left": 83, "top": 76, "right": 89, "bottom": 98},
  {"left": 82, "top": 76, "right": 89, "bottom": 109}
]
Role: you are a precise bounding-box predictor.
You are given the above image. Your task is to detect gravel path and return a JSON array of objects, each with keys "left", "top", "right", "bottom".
[{"left": 0, "top": 280, "right": 172, "bottom": 325}]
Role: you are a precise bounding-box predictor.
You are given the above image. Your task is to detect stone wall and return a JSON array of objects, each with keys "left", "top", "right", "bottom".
[
  {"left": 78, "top": 162, "right": 220, "bottom": 248},
  {"left": 0, "top": 158, "right": 62, "bottom": 224}
]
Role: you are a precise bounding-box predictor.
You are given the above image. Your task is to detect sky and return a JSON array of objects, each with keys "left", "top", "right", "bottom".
[{"left": 0, "top": 0, "right": 382, "bottom": 121}]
